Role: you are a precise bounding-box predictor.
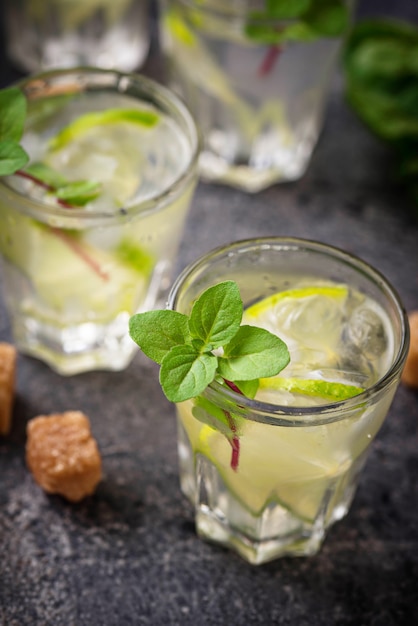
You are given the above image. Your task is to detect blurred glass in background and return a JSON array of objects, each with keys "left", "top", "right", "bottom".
[
  {"left": 159, "top": 0, "right": 355, "bottom": 193},
  {"left": 2, "top": 0, "right": 151, "bottom": 72}
]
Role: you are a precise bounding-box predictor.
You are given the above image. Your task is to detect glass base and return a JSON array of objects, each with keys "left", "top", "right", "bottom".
[
  {"left": 7, "top": 33, "right": 149, "bottom": 73},
  {"left": 196, "top": 508, "right": 324, "bottom": 565},
  {"left": 198, "top": 127, "right": 316, "bottom": 192},
  {"left": 194, "top": 453, "right": 326, "bottom": 565},
  {"left": 12, "top": 312, "right": 136, "bottom": 375},
  {"left": 177, "top": 420, "right": 362, "bottom": 565}
]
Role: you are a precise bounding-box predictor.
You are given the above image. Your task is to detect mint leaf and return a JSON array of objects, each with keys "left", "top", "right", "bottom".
[
  {"left": 129, "top": 281, "right": 290, "bottom": 404},
  {"left": 246, "top": 0, "right": 349, "bottom": 46},
  {"left": 192, "top": 396, "right": 236, "bottom": 437},
  {"left": 23, "top": 162, "right": 103, "bottom": 206},
  {"left": 160, "top": 345, "right": 218, "bottom": 402},
  {"left": 129, "top": 310, "right": 190, "bottom": 365},
  {"left": 218, "top": 325, "right": 290, "bottom": 381},
  {"left": 188, "top": 280, "right": 242, "bottom": 348},
  {"left": 0, "top": 141, "right": 29, "bottom": 175},
  {"left": 233, "top": 379, "right": 260, "bottom": 399},
  {"left": 304, "top": 0, "right": 349, "bottom": 37},
  {"left": 25, "top": 162, "right": 68, "bottom": 188},
  {"left": 0, "top": 87, "right": 27, "bottom": 143},
  {"left": 55, "top": 180, "right": 102, "bottom": 206},
  {"left": 267, "top": 0, "right": 311, "bottom": 19},
  {"left": 344, "top": 19, "right": 418, "bottom": 210},
  {"left": 0, "top": 86, "right": 106, "bottom": 207}
]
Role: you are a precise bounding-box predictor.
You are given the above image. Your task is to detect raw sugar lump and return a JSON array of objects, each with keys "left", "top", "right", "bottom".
[
  {"left": 0, "top": 343, "right": 17, "bottom": 436},
  {"left": 26, "top": 411, "right": 102, "bottom": 502}
]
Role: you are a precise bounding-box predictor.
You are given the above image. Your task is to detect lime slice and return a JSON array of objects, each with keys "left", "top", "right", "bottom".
[
  {"left": 1, "top": 216, "right": 152, "bottom": 320},
  {"left": 242, "top": 282, "right": 354, "bottom": 374},
  {"left": 244, "top": 285, "right": 348, "bottom": 320},
  {"left": 179, "top": 404, "right": 349, "bottom": 522},
  {"left": 165, "top": 10, "right": 196, "bottom": 47},
  {"left": 43, "top": 108, "right": 160, "bottom": 207},
  {"left": 48, "top": 108, "right": 160, "bottom": 152},
  {"left": 258, "top": 377, "right": 364, "bottom": 402}
]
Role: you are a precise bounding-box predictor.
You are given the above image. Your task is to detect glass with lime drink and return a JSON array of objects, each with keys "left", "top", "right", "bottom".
[
  {"left": 131, "top": 237, "right": 408, "bottom": 564},
  {"left": 159, "top": 0, "right": 353, "bottom": 192},
  {"left": 3, "top": 0, "right": 151, "bottom": 72},
  {"left": 0, "top": 68, "right": 199, "bottom": 375}
]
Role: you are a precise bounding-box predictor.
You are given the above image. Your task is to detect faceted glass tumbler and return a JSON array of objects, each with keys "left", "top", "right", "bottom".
[
  {"left": 0, "top": 68, "right": 199, "bottom": 375},
  {"left": 3, "top": 0, "right": 151, "bottom": 72},
  {"left": 159, "top": 0, "right": 353, "bottom": 192},
  {"left": 167, "top": 238, "right": 409, "bottom": 564}
]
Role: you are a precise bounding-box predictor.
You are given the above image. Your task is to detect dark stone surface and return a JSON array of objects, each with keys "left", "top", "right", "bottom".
[{"left": 1, "top": 2, "right": 417, "bottom": 625}]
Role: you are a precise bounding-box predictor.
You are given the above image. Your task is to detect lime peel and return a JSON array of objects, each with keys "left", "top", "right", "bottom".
[
  {"left": 114, "top": 239, "right": 154, "bottom": 277},
  {"left": 259, "top": 377, "right": 364, "bottom": 401},
  {"left": 49, "top": 108, "right": 160, "bottom": 151},
  {"left": 165, "top": 11, "right": 196, "bottom": 46},
  {"left": 245, "top": 285, "right": 348, "bottom": 319}
]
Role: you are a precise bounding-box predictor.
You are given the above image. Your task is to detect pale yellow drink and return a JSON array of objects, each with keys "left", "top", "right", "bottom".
[
  {"left": 0, "top": 69, "right": 199, "bottom": 375},
  {"left": 168, "top": 239, "right": 408, "bottom": 564}
]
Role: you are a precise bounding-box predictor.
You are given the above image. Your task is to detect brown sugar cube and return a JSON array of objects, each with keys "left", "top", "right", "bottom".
[
  {"left": 0, "top": 343, "right": 17, "bottom": 436},
  {"left": 26, "top": 411, "right": 102, "bottom": 502},
  {"left": 401, "top": 311, "right": 418, "bottom": 389}
]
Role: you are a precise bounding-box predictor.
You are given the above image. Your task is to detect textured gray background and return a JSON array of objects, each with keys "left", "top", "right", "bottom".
[{"left": 1, "top": 2, "right": 417, "bottom": 625}]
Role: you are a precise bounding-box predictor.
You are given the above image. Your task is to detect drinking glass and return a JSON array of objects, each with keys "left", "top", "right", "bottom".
[
  {"left": 0, "top": 68, "right": 199, "bottom": 375},
  {"left": 167, "top": 237, "right": 409, "bottom": 564},
  {"left": 3, "top": 0, "right": 151, "bottom": 72},
  {"left": 159, "top": 0, "right": 353, "bottom": 192}
]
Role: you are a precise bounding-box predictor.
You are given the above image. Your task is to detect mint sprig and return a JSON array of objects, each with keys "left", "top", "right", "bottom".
[
  {"left": 343, "top": 19, "right": 418, "bottom": 213},
  {"left": 0, "top": 85, "right": 107, "bottom": 279},
  {"left": 129, "top": 281, "right": 290, "bottom": 403},
  {"left": 0, "top": 88, "right": 29, "bottom": 175},
  {"left": 0, "top": 86, "right": 103, "bottom": 207},
  {"left": 246, "top": 0, "right": 349, "bottom": 46}
]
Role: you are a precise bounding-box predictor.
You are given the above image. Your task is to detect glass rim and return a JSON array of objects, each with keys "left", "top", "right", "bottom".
[
  {"left": 0, "top": 67, "right": 200, "bottom": 224},
  {"left": 168, "top": 236, "right": 410, "bottom": 425}
]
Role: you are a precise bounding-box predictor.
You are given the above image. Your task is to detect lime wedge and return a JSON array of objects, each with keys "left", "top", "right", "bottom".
[
  {"left": 165, "top": 10, "right": 196, "bottom": 46},
  {"left": 178, "top": 404, "right": 347, "bottom": 522},
  {"left": 49, "top": 108, "right": 160, "bottom": 152},
  {"left": 258, "top": 377, "right": 364, "bottom": 401},
  {"left": 43, "top": 107, "right": 161, "bottom": 207},
  {"left": 244, "top": 285, "right": 348, "bottom": 320}
]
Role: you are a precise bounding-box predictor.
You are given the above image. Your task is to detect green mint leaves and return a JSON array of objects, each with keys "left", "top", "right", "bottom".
[
  {"left": 0, "top": 85, "right": 103, "bottom": 207},
  {"left": 344, "top": 19, "right": 418, "bottom": 210},
  {"left": 24, "top": 162, "right": 102, "bottom": 206},
  {"left": 0, "top": 87, "right": 29, "bottom": 176},
  {"left": 129, "top": 281, "right": 290, "bottom": 403},
  {"left": 246, "top": 0, "right": 349, "bottom": 45}
]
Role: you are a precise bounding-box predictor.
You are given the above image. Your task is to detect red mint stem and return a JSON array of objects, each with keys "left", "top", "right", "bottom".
[
  {"left": 51, "top": 228, "right": 110, "bottom": 281},
  {"left": 258, "top": 45, "right": 282, "bottom": 77},
  {"left": 224, "top": 380, "right": 242, "bottom": 395},
  {"left": 15, "top": 170, "right": 109, "bottom": 282},
  {"left": 225, "top": 410, "right": 240, "bottom": 472},
  {"left": 223, "top": 379, "right": 244, "bottom": 472},
  {"left": 16, "top": 170, "right": 72, "bottom": 208}
]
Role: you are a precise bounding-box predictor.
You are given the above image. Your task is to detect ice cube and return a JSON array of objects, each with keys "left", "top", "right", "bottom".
[{"left": 346, "top": 305, "right": 388, "bottom": 359}]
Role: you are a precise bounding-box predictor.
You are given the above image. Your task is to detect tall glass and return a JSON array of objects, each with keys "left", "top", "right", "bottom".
[
  {"left": 167, "top": 238, "right": 409, "bottom": 564},
  {"left": 3, "top": 0, "right": 151, "bottom": 72},
  {"left": 0, "top": 68, "right": 199, "bottom": 375},
  {"left": 159, "top": 0, "right": 353, "bottom": 192}
]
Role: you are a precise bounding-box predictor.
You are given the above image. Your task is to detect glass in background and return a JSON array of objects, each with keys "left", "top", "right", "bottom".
[
  {"left": 2, "top": 0, "right": 151, "bottom": 72},
  {"left": 0, "top": 68, "right": 199, "bottom": 375},
  {"left": 159, "top": 0, "right": 354, "bottom": 192}
]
